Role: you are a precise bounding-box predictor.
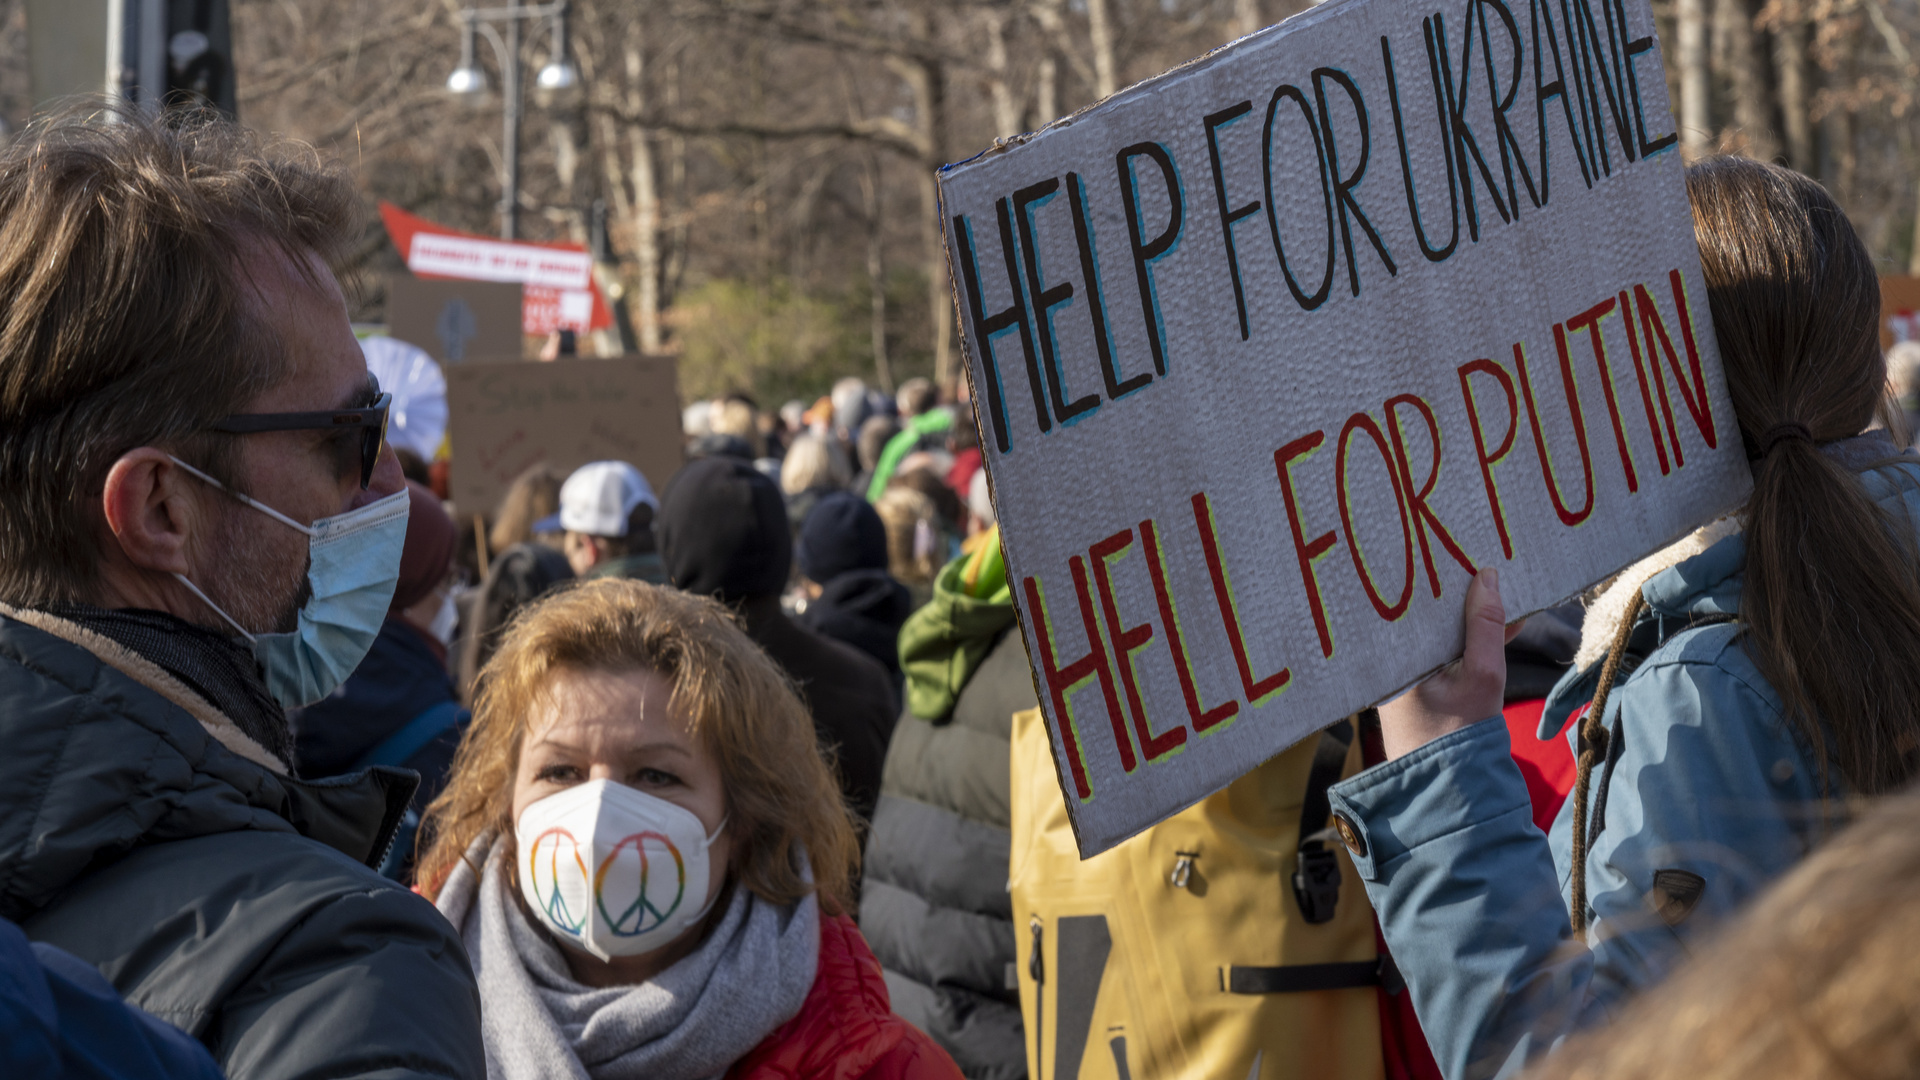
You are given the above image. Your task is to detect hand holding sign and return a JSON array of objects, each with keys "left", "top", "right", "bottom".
[{"left": 1376, "top": 568, "right": 1523, "bottom": 760}]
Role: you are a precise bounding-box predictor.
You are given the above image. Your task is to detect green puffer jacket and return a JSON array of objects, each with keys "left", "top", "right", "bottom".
[
  {"left": 0, "top": 605, "right": 484, "bottom": 1080},
  {"left": 860, "top": 532, "right": 1034, "bottom": 1080}
]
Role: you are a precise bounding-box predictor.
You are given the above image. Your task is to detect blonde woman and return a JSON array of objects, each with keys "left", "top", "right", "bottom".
[
  {"left": 778, "top": 433, "right": 852, "bottom": 497},
  {"left": 873, "top": 484, "right": 945, "bottom": 607},
  {"left": 418, "top": 579, "right": 959, "bottom": 1080}
]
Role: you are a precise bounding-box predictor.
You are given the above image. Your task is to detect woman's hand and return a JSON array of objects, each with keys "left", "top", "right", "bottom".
[{"left": 1378, "top": 569, "right": 1523, "bottom": 760}]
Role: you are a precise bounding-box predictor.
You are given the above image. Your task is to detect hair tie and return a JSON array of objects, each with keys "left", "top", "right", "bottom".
[{"left": 1752, "top": 422, "right": 1814, "bottom": 460}]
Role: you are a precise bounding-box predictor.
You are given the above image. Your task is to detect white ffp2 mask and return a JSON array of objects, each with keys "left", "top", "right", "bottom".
[{"left": 515, "top": 779, "right": 727, "bottom": 961}]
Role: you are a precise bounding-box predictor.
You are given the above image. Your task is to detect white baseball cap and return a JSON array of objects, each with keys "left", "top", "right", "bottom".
[{"left": 536, "top": 461, "right": 657, "bottom": 537}]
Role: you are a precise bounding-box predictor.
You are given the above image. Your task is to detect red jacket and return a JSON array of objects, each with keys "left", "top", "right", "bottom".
[{"left": 728, "top": 913, "right": 963, "bottom": 1080}]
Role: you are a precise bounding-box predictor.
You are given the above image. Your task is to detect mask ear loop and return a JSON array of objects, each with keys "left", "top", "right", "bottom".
[
  {"left": 163, "top": 456, "right": 295, "bottom": 643},
  {"left": 171, "top": 572, "right": 258, "bottom": 643},
  {"left": 166, "top": 456, "right": 318, "bottom": 537}
]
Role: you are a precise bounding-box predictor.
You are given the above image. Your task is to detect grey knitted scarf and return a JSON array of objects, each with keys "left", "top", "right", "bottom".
[{"left": 436, "top": 834, "right": 819, "bottom": 1080}]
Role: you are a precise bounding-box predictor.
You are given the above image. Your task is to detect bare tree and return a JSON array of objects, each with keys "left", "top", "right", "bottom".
[{"left": 1680, "top": 0, "right": 1715, "bottom": 155}]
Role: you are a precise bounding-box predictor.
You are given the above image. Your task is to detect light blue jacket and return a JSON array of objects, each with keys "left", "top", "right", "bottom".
[{"left": 1328, "top": 449, "right": 1920, "bottom": 1080}]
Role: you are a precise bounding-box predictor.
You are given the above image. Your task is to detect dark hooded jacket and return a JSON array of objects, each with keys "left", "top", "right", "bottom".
[
  {"left": 796, "top": 491, "right": 912, "bottom": 692},
  {"left": 659, "top": 457, "right": 898, "bottom": 828},
  {"left": 0, "top": 604, "right": 484, "bottom": 1080},
  {"left": 802, "top": 569, "right": 913, "bottom": 688},
  {"left": 858, "top": 532, "right": 1031, "bottom": 1080}
]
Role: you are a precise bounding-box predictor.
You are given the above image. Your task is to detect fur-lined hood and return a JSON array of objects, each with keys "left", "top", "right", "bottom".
[
  {"left": 1544, "top": 431, "right": 1920, "bottom": 743},
  {"left": 1572, "top": 516, "right": 1743, "bottom": 672}
]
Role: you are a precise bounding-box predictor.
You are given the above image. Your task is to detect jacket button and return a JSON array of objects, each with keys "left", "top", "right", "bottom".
[{"left": 1332, "top": 812, "right": 1366, "bottom": 858}]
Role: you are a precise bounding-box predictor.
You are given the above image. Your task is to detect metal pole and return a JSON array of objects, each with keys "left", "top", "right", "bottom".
[
  {"left": 105, "top": 0, "right": 128, "bottom": 103},
  {"left": 136, "top": 0, "right": 165, "bottom": 111},
  {"left": 501, "top": 13, "right": 521, "bottom": 240}
]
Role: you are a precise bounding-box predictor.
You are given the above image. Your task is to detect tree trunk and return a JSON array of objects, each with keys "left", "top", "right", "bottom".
[
  {"left": 887, "top": 44, "right": 953, "bottom": 391},
  {"left": 1715, "top": 0, "right": 1777, "bottom": 159},
  {"left": 1035, "top": 54, "right": 1058, "bottom": 126},
  {"left": 663, "top": 58, "right": 689, "bottom": 313},
  {"left": 1771, "top": 2, "right": 1813, "bottom": 170},
  {"left": 623, "top": 40, "right": 664, "bottom": 354},
  {"left": 1234, "top": 0, "right": 1263, "bottom": 37},
  {"left": 1908, "top": 169, "right": 1920, "bottom": 276},
  {"left": 861, "top": 156, "right": 894, "bottom": 393},
  {"left": 921, "top": 167, "right": 953, "bottom": 391},
  {"left": 1028, "top": 0, "right": 1095, "bottom": 107},
  {"left": 1677, "top": 0, "right": 1711, "bottom": 157},
  {"left": 1087, "top": 0, "right": 1118, "bottom": 98},
  {"left": 981, "top": 8, "right": 1022, "bottom": 139}
]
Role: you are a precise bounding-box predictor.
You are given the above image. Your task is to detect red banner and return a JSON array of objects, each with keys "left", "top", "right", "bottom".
[{"left": 379, "top": 202, "right": 613, "bottom": 335}]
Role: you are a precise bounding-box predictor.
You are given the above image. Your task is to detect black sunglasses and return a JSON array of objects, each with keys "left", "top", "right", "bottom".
[{"left": 210, "top": 389, "right": 394, "bottom": 490}]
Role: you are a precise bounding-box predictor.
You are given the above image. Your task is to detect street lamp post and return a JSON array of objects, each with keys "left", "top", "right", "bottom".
[{"left": 446, "top": 1, "right": 578, "bottom": 241}]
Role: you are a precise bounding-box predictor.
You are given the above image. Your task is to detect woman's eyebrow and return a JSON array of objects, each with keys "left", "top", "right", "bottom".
[
  {"left": 526, "top": 736, "right": 693, "bottom": 758},
  {"left": 627, "top": 741, "right": 693, "bottom": 759}
]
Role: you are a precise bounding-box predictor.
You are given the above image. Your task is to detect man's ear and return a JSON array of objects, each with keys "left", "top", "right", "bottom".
[{"left": 101, "top": 450, "right": 205, "bottom": 575}]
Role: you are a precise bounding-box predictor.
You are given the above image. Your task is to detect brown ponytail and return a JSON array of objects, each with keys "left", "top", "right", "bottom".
[{"left": 1687, "top": 157, "right": 1920, "bottom": 794}]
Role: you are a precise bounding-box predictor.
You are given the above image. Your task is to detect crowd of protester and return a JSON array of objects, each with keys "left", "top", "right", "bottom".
[{"left": 4, "top": 103, "right": 1920, "bottom": 1080}]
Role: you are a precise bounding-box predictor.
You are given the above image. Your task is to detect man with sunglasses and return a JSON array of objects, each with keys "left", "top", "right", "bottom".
[{"left": 0, "top": 109, "right": 483, "bottom": 1078}]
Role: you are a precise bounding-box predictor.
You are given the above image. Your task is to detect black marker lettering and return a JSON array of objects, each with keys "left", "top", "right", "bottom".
[
  {"left": 1205, "top": 101, "right": 1264, "bottom": 340},
  {"left": 1312, "top": 67, "right": 1398, "bottom": 295},
  {"left": 1117, "top": 142, "right": 1185, "bottom": 376},
  {"left": 1262, "top": 84, "right": 1337, "bottom": 310}
]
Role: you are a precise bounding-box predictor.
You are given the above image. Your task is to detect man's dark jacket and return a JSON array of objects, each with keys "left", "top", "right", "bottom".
[{"left": 0, "top": 606, "right": 484, "bottom": 1080}]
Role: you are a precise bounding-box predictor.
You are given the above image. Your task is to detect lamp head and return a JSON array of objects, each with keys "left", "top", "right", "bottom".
[
  {"left": 534, "top": 60, "right": 579, "bottom": 107},
  {"left": 446, "top": 64, "right": 488, "bottom": 99},
  {"left": 448, "top": 18, "right": 488, "bottom": 102}
]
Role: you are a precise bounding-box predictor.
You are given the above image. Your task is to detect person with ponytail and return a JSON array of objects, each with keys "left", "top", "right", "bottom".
[{"left": 1322, "top": 156, "right": 1920, "bottom": 1080}]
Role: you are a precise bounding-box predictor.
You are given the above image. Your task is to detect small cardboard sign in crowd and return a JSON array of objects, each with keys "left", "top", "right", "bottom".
[
  {"left": 942, "top": 0, "right": 1751, "bottom": 855},
  {"left": 444, "top": 358, "right": 685, "bottom": 522}
]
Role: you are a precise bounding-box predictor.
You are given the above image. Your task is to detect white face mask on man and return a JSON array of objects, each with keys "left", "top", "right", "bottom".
[
  {"left": 168, "top": 457, "right": 409, "bottom": 708},
  {"left": 515, "top": 778, "right": 729, "bottom": 961}
]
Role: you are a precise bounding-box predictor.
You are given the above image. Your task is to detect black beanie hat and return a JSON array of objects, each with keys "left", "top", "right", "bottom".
[
  {"left": 796, "top": 491, "right": 889, "bottom": 584},
  {"left": 657, "top": 456, "right": 792, "bottom": 601}
]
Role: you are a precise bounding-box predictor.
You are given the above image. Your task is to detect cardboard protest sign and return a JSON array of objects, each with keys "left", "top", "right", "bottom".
[
  {"left": 445, "top": 357, "right": 684, "bottom": 520},
  {"left": 389, "top": 275, "right": 525, "bottom": 365},
  {"left": 1881, "top": 276, "right": 1920, "bottom": 349},
  {"left": 941, "top": 0, "right": 1751, "bottom": 855}
]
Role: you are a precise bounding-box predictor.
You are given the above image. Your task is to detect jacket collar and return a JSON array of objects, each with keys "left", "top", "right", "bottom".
[
  {"left": 0, "top": 607, "right": 415, "bottom": 916},
  {"left": 0, "top": 600, "right": 288, "bottom": 773}
]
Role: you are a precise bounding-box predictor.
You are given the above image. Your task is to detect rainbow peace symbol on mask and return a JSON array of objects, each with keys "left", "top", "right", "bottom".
[
  {"left": 526, "top": 825, "right": 688, "bottom": 939},
  {"left": 594, "top": 831, "right": 687, "bottom": 937},
  {"left": 526, "top": 826, "right": 592, "bottom": 936}
]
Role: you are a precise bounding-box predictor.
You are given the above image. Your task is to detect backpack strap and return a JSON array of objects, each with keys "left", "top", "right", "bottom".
[
  {"left": 353, "top": 700, "right": 469, "bottom": 772},
  {"left": 1292, "top": 718, "right": 1355, "bottom": 924},
  {"left": 1221, "top": 954, "right": 1402, "bottom": 995}
]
